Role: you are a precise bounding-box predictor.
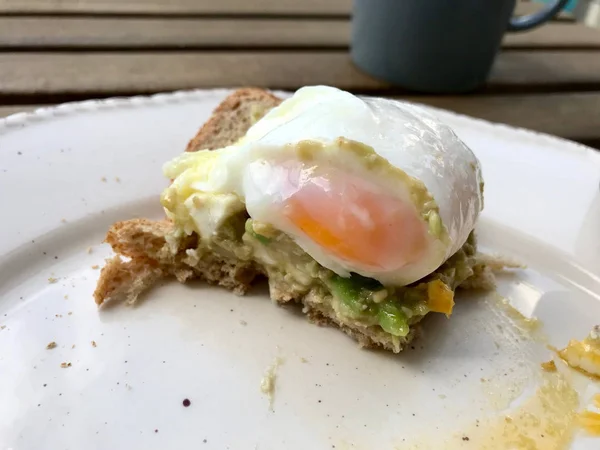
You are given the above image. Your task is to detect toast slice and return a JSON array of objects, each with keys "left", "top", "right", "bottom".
[
  {"left": 95, "top": 88, "right": 278, "bottom": 306},
  {"left": 94, "top": 88, "right": 496, "bottom": 353}
]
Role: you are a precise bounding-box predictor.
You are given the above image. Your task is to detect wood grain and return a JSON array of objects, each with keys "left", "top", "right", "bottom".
[
  {"left": 514, "top": 1, "right": 574, "bottom": 20},
  {"left": 0, "top": 0, "right": 352, "bottom": 15},
  {"left": 490, "top": 51, "right": 600, "bottom": 90},
  {"left": 0, "top": 105, "right": 39, "bottom": 118},
  {"left": 0, "top": 17, "right": 349, "bottom": 48},
  {"left": 503, "top": 22, "right": 600, "bottom": 48},
  {"left": 407, "top": 93, "right": 600, "bottom": 141},
  {"left": 0, "top": 18, "right": 596, "bottom": 49},
  {"left": 0, "top": 51, "right": 599, "bottom": 96},
  {"left": 0, "top": 0, "right": 573, "bottom": 18},
  {"left": 2, "top": 93, "right": 598, "bottom": 143}
]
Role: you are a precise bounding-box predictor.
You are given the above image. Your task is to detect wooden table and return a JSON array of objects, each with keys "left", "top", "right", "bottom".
[{"left": 1, "top": 0, "right": 599, "bottom": 149}]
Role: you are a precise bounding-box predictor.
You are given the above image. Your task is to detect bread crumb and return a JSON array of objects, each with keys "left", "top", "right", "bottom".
[
  {"left": 61, "top": 218, "right": 67, "bottom": 223},
  {"left": 115, "top": 177, "right": 121, "bottom": 183},
  {"left": 91, "top": 340, "right": 97, "bottom": 347},
  {"left": 91, "top": 265, "right": 99, "bottom": 270},
  {"left": 71, "top": 344, "right": 76, "bottom": 349},
  {"left": 300, "top": 357, "right": 308, "bottom": 363},
  {"left": 0, "top": 325, "right": 5, "bottom": 330},
  {"left": 87, "top": 247, "right": 93, "bottom": 254},
  {"left": 46, "top": 341, "right": 57, "bottom": 350},
  {"left": 48, "top": 277, "right": 58, "bottom": 284},
  {"left": 60, "top": 362, "right": 72, "bottom": 368},
  {"left": 101, "top": 177, "right": 107, "bottom": 182},
  {"left": 68, "top": 311, "right": 72, "bottom": 316},
  {"left": 64, "top": 295, "right": 69, "bottom": 300},
  {"left": 260, "top": 357, "right": 283, "bottom": 409}
]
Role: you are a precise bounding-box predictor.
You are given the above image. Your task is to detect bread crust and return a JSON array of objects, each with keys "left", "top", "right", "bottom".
[{"left": 186, "top": 88, "right": 281, "bottom": 152}]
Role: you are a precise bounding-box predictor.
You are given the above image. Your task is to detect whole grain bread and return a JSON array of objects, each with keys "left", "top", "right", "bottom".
[
  {"left": 94, "top": 88, "right": 495, "bottom": 353},
  {"left": 95, "top": 88, "right": 277, "bottom": 307},
  {"left": 186, "top": 88, "right": 281, "bottom": 152}
]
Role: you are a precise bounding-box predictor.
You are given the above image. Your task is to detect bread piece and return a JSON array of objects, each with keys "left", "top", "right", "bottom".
[
  {"left": 95, "top": 88, "right": 277, "bottom": 306},
  {"left": 94, "top": 219, "right": 260, "bottom": 305},
  {"left": 186, "top": 88, "right": 281, "bottom": 152},
  {"left": 94, "top": 216, "right": 416, "bottom": 352},
  {"left": 94, "top": 88, "right": 491, "bottom": 353}
]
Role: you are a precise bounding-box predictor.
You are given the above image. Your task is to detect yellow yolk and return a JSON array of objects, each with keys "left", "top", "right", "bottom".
[
  {"left": 426, "top": 279, "right": 455, "bottom": 316},
  {"left": 282, "top": 168, "right": 427, "bottom": 271},
  {"left": 558, "top": 326, "right": 600, "bottom": 379}
]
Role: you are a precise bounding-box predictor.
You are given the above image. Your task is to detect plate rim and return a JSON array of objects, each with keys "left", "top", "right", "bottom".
[{"left": 1, "top": 88, "right": 599, "bottom": 165}]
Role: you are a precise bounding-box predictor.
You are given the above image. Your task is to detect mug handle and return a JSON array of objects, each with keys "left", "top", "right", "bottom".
[{"left": 507, "top": 0, "right": 571, "bottom": 32}]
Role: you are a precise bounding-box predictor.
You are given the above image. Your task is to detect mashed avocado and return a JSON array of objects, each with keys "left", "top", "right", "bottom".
[{"left": 205, "top": 214, "right": 477, "bottom": 338}]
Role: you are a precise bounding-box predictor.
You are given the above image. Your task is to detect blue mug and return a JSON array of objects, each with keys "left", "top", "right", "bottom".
[{"left": 351, "top": 0, "right": 571, "bottom": 93}]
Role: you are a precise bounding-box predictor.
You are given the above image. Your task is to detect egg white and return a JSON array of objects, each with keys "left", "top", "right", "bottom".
[{"left": 163, "top": 86, "right": 483, "bottom": 286}]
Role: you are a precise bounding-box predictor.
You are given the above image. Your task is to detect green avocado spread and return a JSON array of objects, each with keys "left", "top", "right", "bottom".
[{"left": 200, "top": 213, "right": 478, "bottom": 338}]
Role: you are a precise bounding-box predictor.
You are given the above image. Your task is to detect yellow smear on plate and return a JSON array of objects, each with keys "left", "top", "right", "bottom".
[
  {"left": 577, "top": 393, "right": 600, "bottom": 437},
  {"left": 456, "top": 372, "right": 579, "bottom": 450},
  {"left": 556, "top": 326, "right": 600, "bottom": 380},
  {"left": 496, "top": 295, "right": 541, "bottom": 335},
  {"left": 541, "top": 360, "right": 557, "bottom": 372},
  {"left": 578, "top": 410, "right": 600, "bottom": 436}
]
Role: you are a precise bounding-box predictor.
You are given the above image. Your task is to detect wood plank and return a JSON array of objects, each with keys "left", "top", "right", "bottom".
[
  {"left": 0, "top": 0, "right": 572, "bottom": 18},
  {"left": 0, "top": 17, "right": 349, "bottom": 48},
  {"left": 0, "top": 0, "right": 574, "bottom": 21},
  {"left": 490, "top": 50, "right": 600, "bottom": 89},
  {"left": 2, "top": 93, "right": 598, "bottom": 145},
  {"left": 0, "top": 0, "right": 352, "bottom": 15},
  {"left": 503, "top": 22, "right": 600, "bottom": 48},
  {"left": 0, "top": 18, "right": 598, "bottom": 49},
  {"left": 514, "top": 1, "right": 574, "bottom": 21},
  {"left": 406, "top": 93, "right": 600, "bottom": 141},
  {"left": 0, "top": 51, "right": 599, "bottom": 96},
  {"left": 0, "top": 104, "right": 39, "bottom": 117}
]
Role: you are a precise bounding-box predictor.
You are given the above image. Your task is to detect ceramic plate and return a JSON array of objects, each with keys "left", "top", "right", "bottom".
[{"left": 1, "top": 90, "right": 599, "bottom": 450}]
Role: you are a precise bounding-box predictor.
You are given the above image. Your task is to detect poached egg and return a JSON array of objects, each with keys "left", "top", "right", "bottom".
[{"left": 162, "top": 86, "right": 483, "bottom": 286}]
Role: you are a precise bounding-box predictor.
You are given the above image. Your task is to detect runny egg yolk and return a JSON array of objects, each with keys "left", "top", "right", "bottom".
[{"left": 282, "top": 167, "right": 427, "bottom": 271}]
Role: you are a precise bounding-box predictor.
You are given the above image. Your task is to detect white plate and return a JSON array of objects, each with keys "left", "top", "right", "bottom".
[{"left": 1, "top": 90, "right": 599, "bottom": 450}]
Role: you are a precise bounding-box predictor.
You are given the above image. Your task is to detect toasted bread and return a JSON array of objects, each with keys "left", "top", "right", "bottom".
[
  {"left": 94, "top": 88, "right": 496, "bottom": 353},
  {"left": 94, "top": 88, "right": 276, "bottom": 308},
  {"left": 186, "top": 88, "right": 281, "bottom": 152}
]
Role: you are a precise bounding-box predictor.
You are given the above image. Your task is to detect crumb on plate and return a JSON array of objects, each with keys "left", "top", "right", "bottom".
[
  {"left": 261, "top": 357, "right": 284, "bottom": 409},
  {"left": 541, "top": 360, "right": 557, "bottom": 372}
]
